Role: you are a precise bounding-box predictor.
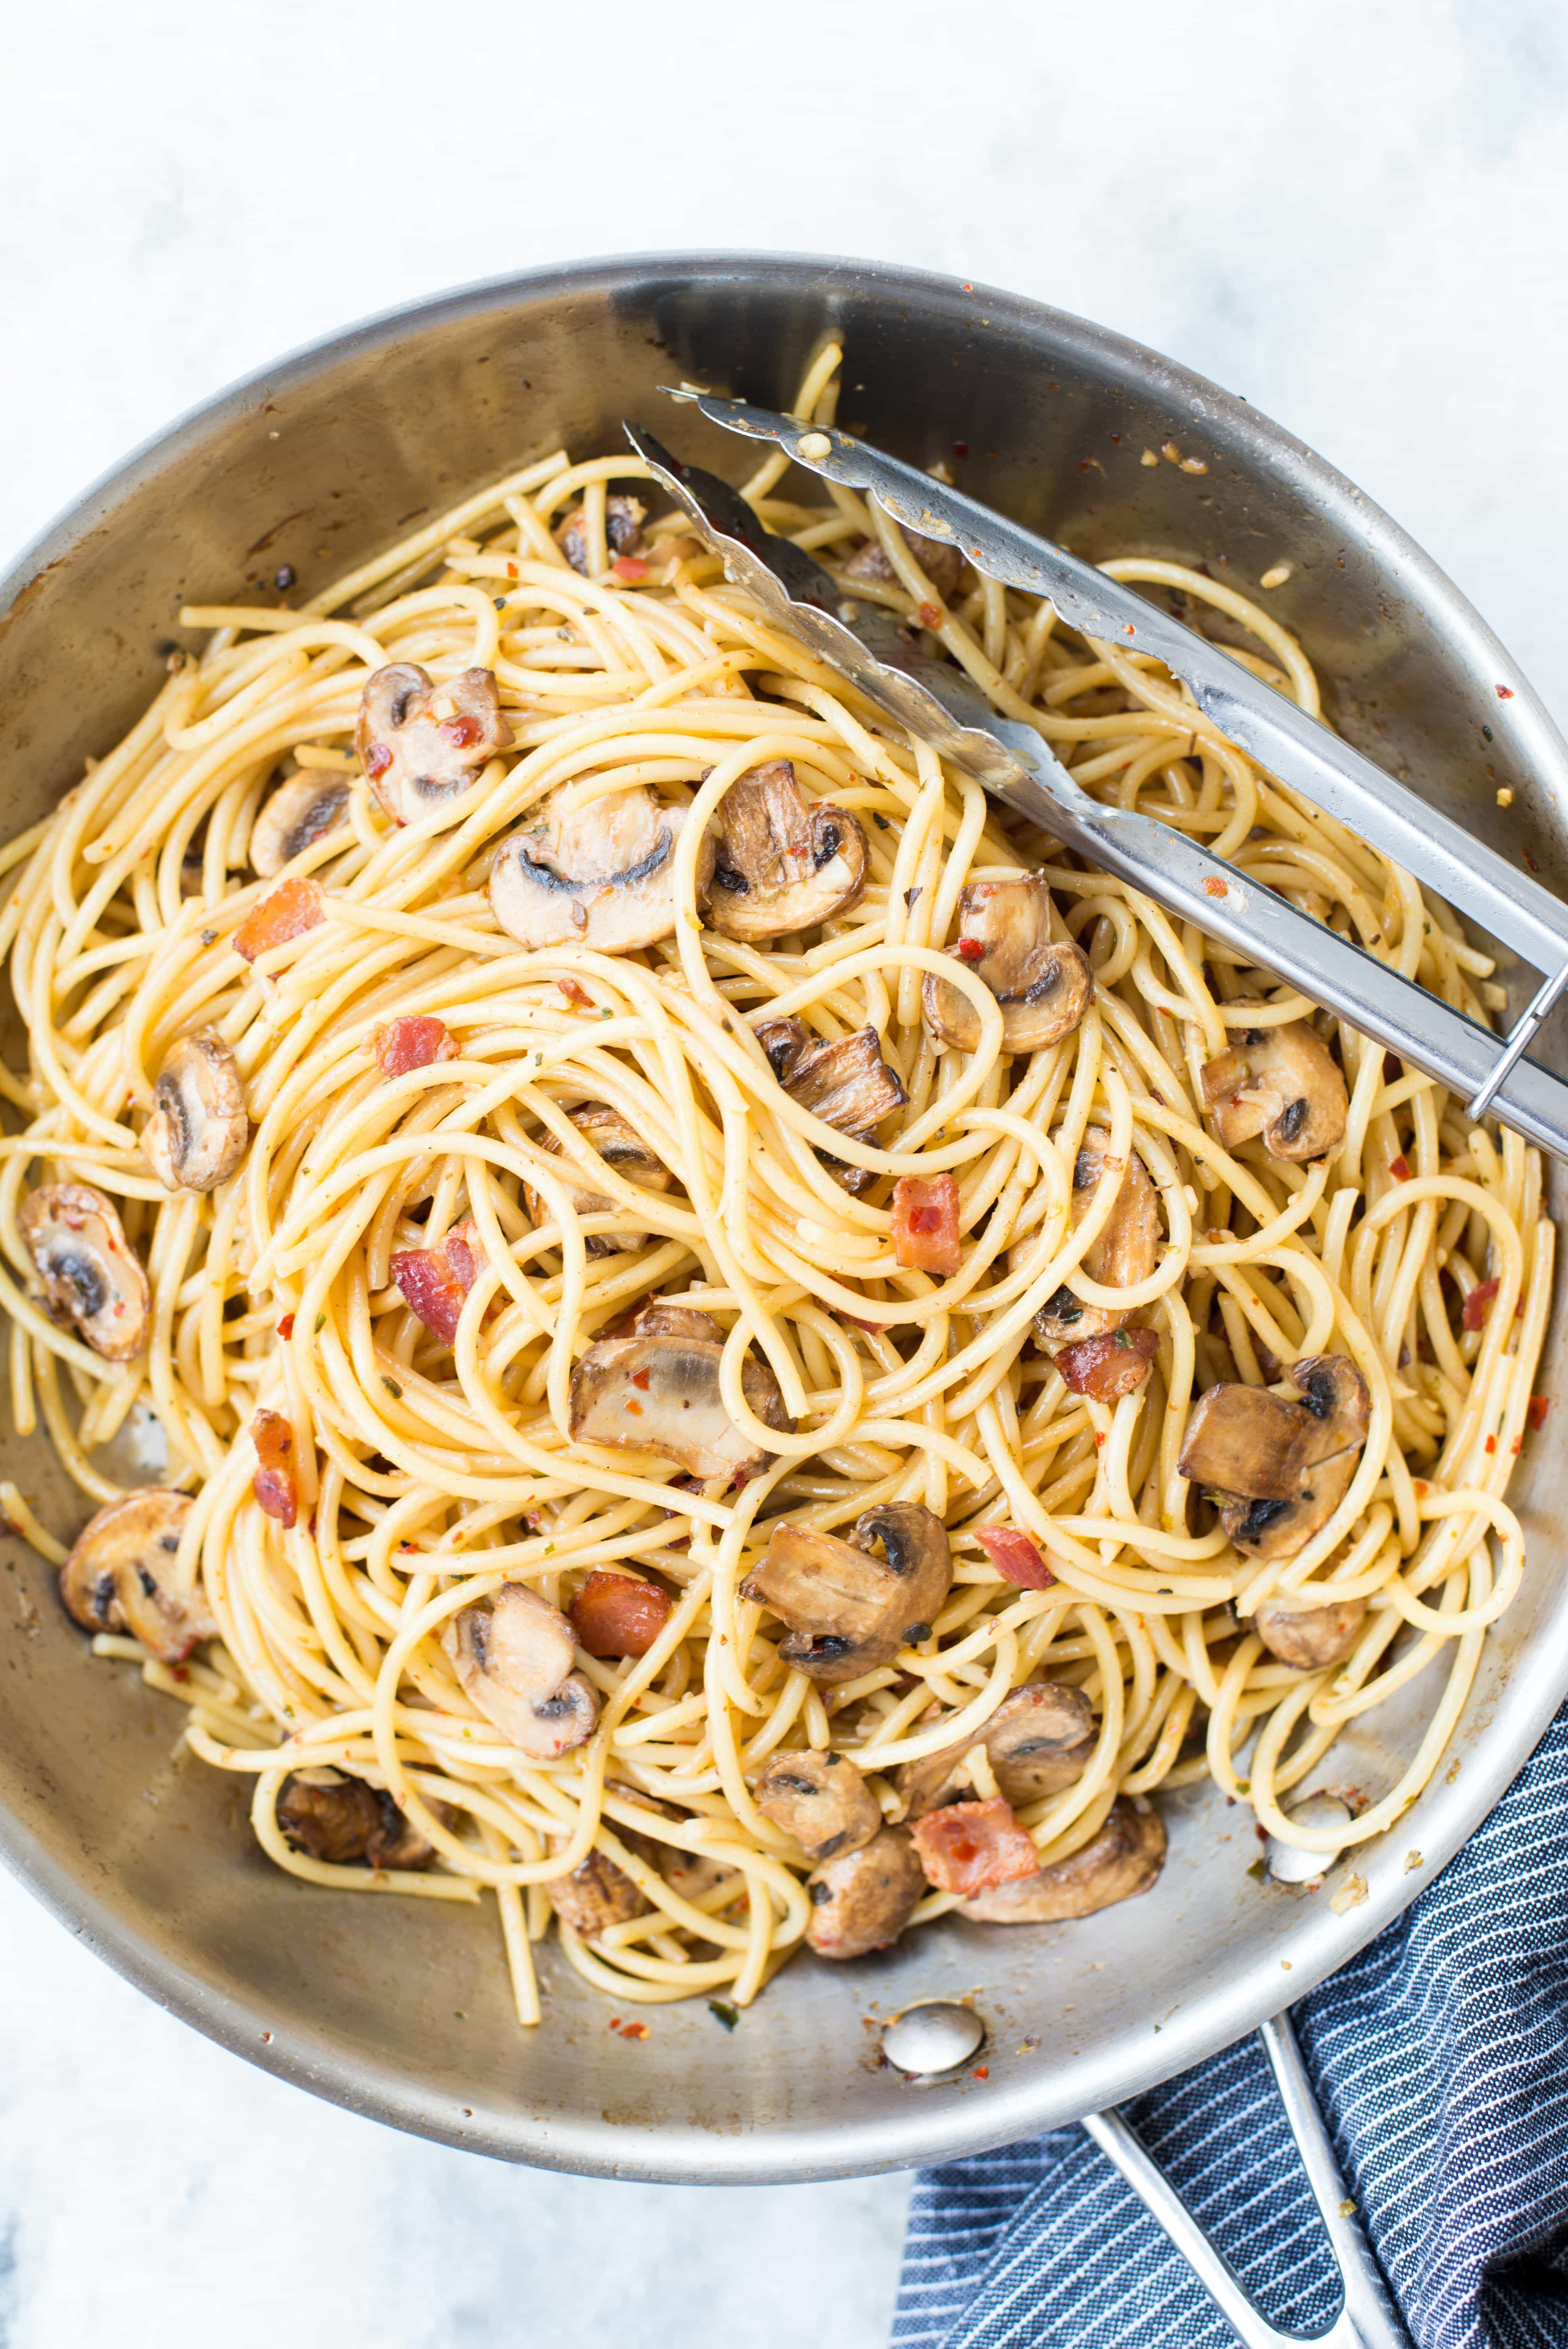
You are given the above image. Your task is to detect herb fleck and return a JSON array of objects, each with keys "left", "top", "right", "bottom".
[{"left": 708, "top": 1999, "right": 739, "bottom": 2030}]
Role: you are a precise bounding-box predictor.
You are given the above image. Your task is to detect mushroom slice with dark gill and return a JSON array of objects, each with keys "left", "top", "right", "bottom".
[
  {"left": 1019, "top": 1133, "right": 1162, "bottom": 1347},
  {"left": 356, "top": 663, "right": 512, "bottom": 827},
  {"left": 1250, "top": 1592, "right": 1367, "bottom": 1669},
  {"left": 743, "top": 1501, "right": 953, "bottom": 1684},
  {"left": 1178, "top": 1353, "right": 1370, "bottom": 1562},
  {"left": 923, "top": 877, "right": 1093, "bottom": 1056},
  {"left": 755, "top": 1748, "right": 882, "bottom": 1863},
  {"left": 443, "top": 1582, "right": 598, "bottom": 1759},
  {"left": 59, "top": 1488, "right": 216, "bottom": 1665},
  {"left": 1199, "top": 1011, "right": 1348, "bottom": 1162},
  {"left": 248, "top": 770, "right": 351, "bottom": 877},
  {"left": 141, "top": 1027, "right": 249, "bottom": 1193},
  {"left": 840, "top": 528, "right": 964, "bottom": 601},
  {"left": 894, "top": 1680, "right": 1098, "bottom": 1820},
  {"left": 523, "top": 1103, "right": 674, "bottom": 1256},
  {"left": 568, "top": 1302, "right": 792, "bottom": 1482},
  {"left": 277, "top": 1766, "right": 436, "bottom": 1870},
  {"left": 545, "top": 1846, "right": 650, "bottom": 1937},
  {"left": 958, "top": 1797, "right": 1166, "bottom": 1923},
  {"left": 20, "top": 1181, "right": 150, "bottom": 1361},
  {"left": 755, "top": 1016, "right": 908, "bottom": 1194},
  {"left": 556, "top": 494, "right": 646, "bottom": 577},
  {"left": 489, "top": 784, "right": 713, "bottom": 954},
  {"left": 706, "top": 759, "right": 868, "bottom": 941},
  {"left": 805, "top": 1825, "right": 925, "bottom": 1959}
]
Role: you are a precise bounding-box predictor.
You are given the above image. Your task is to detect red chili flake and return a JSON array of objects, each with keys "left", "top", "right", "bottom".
[
  {"left": 973, "top": 1525, "right": 1055, "bottom": 1589},
  {"left": 625, "top": 1398, "right": 643, "bottom": 1417},
  {"left": 276, "top": 1314, "right": 295, "bottom": 1340},
  {"left": 506, "top": 561, "right": 520, "bottom": 579},
  {"left": 372, "top": 1015, "right": 456, "bottom": 1076},
  {"left": 1109, "top": 433, "right": 1123, "bottom": 445},
  {"left": 613, "top": 555, "right": 649, "bottom": 582},
  {"left": 364, "top": 742, "right": 394, "bottom": 778},
  {"left": 956, "top": 936, "right": 986, "bottom": 962},
  {"left": 1528, "top": 1395, "right": 1551, "bottom": 1430},
  {"left": 609, "top": 2017, "right": 650, "bottom": 2040},
  {"left": 171, "top": 1664, "right": 189, "bottom": 1683},
  {"left": 972, "top": 2065, "right": 990, "bottom": 2080},
  {"left": 918, "top": 600, "right": 944, "bottom": 630},
  {"left": 1485, "top": 1434, "right": 1497, "bottom": 1454},
  {"left": 558, "top": 977, "right": 593, "bottom": 1007},
  {"left": 234, "top": 876, "right": 325, "bottom": 963},
  {"left": 1462, "top": 1278, "right": 1499, "bottom": 1332},
  {"left": 1524, "top": 849, "right": 1541, "bottom": 874},
  {"left": 437, "top": 714, "right": 482, "bottom": 750},
  {"left": 1413, "top": 1478, "right": 1429, "bottom": 1497},
  {"left": 953, "top": 440, "right": 969, "bottom": 457},
  {"left": 1203, "top": 876, "right": 1228, "bottom": 897},
  {"left": 1511, "top": 1436, "right": 1522, "bottom": 1454},
  {"left": 630, "top": 1368, "right": 650, "bottom": 1390},
  {"left": 1388, "top": 1155, "right": 1411, "bottom": 1182},
  {"left": 1496, "top": 684, "right": 1515, "bottom": 700}
]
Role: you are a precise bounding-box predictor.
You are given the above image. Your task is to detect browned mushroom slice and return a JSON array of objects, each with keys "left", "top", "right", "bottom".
[
  {"left": 841, "top": 529, "right": 964, "bottom": 601},
  {"left": 20, "top": 1181, "right": 150, "bottom": 1361},
  {"left": 957, "top": 1797, "right": 1166, "bottom": 1923},
  {"left": 707, "top": 759, "right": 868, "bottom": 941},
  {"left": 59, "top": 1488, "right": 216, "bottom": 1665},
  {"left": 1199, "top": 1012, "right": 1348, "bottom": 1162},
  {"left": 923, "top": 877, "right": 1092, "bottom": 1056},
  {"left": 568, "top": 1303, "right": 792, "bottom": 1481},
  {"left": 249, "top": 771, "right": 351, "bottom": 877},
  {"left": 1251, "top": 1593, "right": 1367, "bottom": 1669},
  {"left": 1021, "top": 1133, "right": 1162, "bottom": 1347},
  {"left": 356, "top": 663, "right": 512, "bottom": 826},
  {"left": 1178, "top": 1353, "right": 1370, "bottom": 1562},
  {"left": 546, "top": 1846, "right": 650, "bottom": 1937},
  {"left": 805, "top": 1825, "right": 925, "bottom": 1958},
  {"left": 489, "top": 784, "right": 713, "bottom": 954},
  {"left": 743, "top": 1502, "right": 953, "bottom": 1684},
  {"left": 556, "top": 494, "right": 647, "bottom": 577},
  {"left": 894, "top": 1681, "right": 1098, "bottom": 1820},
  {"left": 755, "top": 1748, "right": 882, "bottom": 1862},
  {"left": 141, "top": 1028, "right": 249, "bottom": 1193},
  {"left": 276, "top": 1767, "right": 437, "bottom": 1870},
  {"left": 443, "top": 1582, "right": 598, "bottom": 1759},
  {"left": 1177, "top": 1383, "right": 1315, "bottom": 1501},
  {"left": 523, "top": 1102, "right": 674, "bottom": 1257},
  {"left": 754, "top": 1016, "right": 907, "bottom": 1195}
]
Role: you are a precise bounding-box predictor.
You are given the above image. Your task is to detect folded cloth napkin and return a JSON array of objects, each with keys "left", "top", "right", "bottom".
[{"left": 894, "top": 1705, "right": 1568, "bottom": 2349}]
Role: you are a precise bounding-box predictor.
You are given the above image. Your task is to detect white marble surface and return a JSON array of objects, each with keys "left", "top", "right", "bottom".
[{"left": 3, "top": 1, "right": 1567, "bottom": 2341}]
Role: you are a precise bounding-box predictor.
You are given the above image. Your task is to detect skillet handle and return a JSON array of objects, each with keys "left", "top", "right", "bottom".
[{"left": 1080, "top": 2012, "right": 1412, "bottom": 2349}]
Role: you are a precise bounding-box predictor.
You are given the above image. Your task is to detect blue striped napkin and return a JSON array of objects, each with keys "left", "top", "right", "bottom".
[{"left": 894, "top": 1706, "right": 1568, "bottom": 2349}]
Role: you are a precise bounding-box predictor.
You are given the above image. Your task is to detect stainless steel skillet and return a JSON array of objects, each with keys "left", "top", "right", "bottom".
[{"left": 0, "top": 255, "right": 1561, "bottom": 2202}]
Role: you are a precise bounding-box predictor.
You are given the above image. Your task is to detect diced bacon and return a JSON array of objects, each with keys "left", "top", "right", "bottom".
[
  {"left": 372, "top": 1016, "right": 456, "bottom": 1077},
  {"left": 568, "top": 1569, "right": 672, "bottom": 1657},
  {"left": 1388, "top": 1154, "right": 1411, "bottom": 1182},
  {"left": 392, "top": 1218, "right": 485, "bottom": 1347},
  {"left": 1054, "top": 1327, "right": 1160, "bottom": 1402},
  {"left": 251, "top": 1407, "right": 298, "bottom": 1529},
  {"left": 892, "top": 1173, "right": 961, "bottom": 1275},
  {"left": 1528, "top": 1395, "right": 1551, "bottom": 1431},
  {"left": 235, "top": 877, "right": 325, "bottom": 963},
  {"left": 1462, "top": 1278, "right": 1499, "bottom": 1333},
  {"left": 613, "top": 555, "right": 649, "bottom": 582},
  {"left": 911, "top": 1796, "right": 1041, "bottom": 1897},
  {"left": 973, "top": 1525, "right": 1057, "bottom": 1589}
]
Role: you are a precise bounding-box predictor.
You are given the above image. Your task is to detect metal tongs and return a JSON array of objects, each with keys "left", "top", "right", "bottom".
[{"left": 625, "top": 401, "right": 1568, "bottom": 1161}]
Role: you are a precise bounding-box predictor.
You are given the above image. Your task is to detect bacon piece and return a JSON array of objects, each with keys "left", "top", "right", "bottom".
[
  {"left": 910, "top": 1796, "right": 1040, "bottom": 1897},
  {"left": 1529, "top": 1395, "right": 1551, "bottom": 1431},
  {"left": 973, "top": 1525, "right": 1056, "bottom": 1590},
  {"left": 1054, "top": 1327, "right": 1160, "bottom": 1402},
  {"left": 1462, "top": 1278, "right": 1499, "bottom": 1333},
  {"left": 891, "top": 1173, "right": 961, "bottom": 1275},
  {"left": 1388, "top": 1154, "right": 1411, "bottom": 1182},
  {"left": 234, "top": 877, "right": 325, "bottom": 963},
  {"left": 568, "top": 1569, "right": 672, "bottom": 1657},
  {"left": 372, "top": 1016, "right": 455, "bottom": 1077},
  {"left": 391, "top": 1218, "right": 485, "bottom": 1347},
  {"left": 251, "top": 1408, "right": 298, "bottom": 1529}
]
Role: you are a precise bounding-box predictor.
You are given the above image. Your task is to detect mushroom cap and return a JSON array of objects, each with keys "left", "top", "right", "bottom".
[
  {"left": 805, "top": 1825, "right": 925, "bottom": 1959},
  {"left": 59, "top": 1488, "right": 216, "bottom": 1665},
  {"left": 568, "top": 1308, "right": 792, "bottom": 1481},
  {"left": 522, "top": 1102, "right": 674, "bottom": 1257},
  {"left": 957, "top": 1796, "right": 1166, "bottom": 1923},
  {"left": 19, "top": 1180, "right": 150, "bottom": 1362},
  {"left": 1251, "top": 1592, "right": 1367, "bottom": 1669},
  {"left": 706, "top": 759, "right": 868, "bottom": 941},
  {"left": 355, "top": 662, "right": 512, "bottom": 826},
  {"left": 545, "top": 1846, "right": 650, "bottom": 1937},
  {"left": 755, "top": 1018, "right": 907, "bottom": 1191},
  {"left": 841, "top": 528, "right": 964, "bottom": 601},
  {"left": 895, "top": 1680, "right": 1098, "bottom": 1819},
  {"left": 276, "top": 1767, "right": 437, "bottom": 1870},
  {"left": 755, "top": 1747, "right": 882, "bottom": 1863},
  {"left": 141, "top": 1027, "right": 249, "bottom": 1193},
  {"left": 923, "top": 877, "right": 1093, "bottom": 1055},
  {"left": 742, "top": 1501, "right": 954, "bottom": 1684},
  {"left": 249, "top": 771, "right": 351, "bottom": 877},
  {"left": 444, "top": 1582, "right": 599, "bottom": 1759},
  {"left": 488, "top": 784, "right": 713, "bottom": 953},
  {"left": 1179, "top": 1353, "right": 1370, "bottom": 1562},
  {"left": 1221, "top": 1447, "right": 1362, "bottom": 1562},
  {"left": 1199, "top": 1012, "right": 1348, "bottom": 1162},
  {"left": 1178, "top": 1381, "right": 1316, "bottom": 1502},
  {"left": 1021, "top": 1132, "right": 1162, "bottom": 1346},
  {"left": 556, "top": 494, "right": 646, "bottom": 576}
]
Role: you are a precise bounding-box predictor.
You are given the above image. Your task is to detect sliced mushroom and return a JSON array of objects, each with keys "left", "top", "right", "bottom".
[
  {"left": 805, "top": 1825, "right": 925, "bottom": 1959},
  {"left": 546, "top": 1846, "right": 650, "bottom": 1937},
  {"left": 1018, "top": 1134, "right": 1162, "bottom": 1346},
  {"left": 1199, "top": 1012, "right": 1348, "bottom": 1162},
  {"left": 523, "top": 1102, "right": 674, "bottom": 1256},
  {"left": 19, "top": 1181, "right": 149, "bottom": 1361},
  {"left": 957, "top": 1797, "right": 1166, "bottom": 1923},
  {"left": 356, "top": 663, "right": 512, "bottom": 826},
  {"left": 841, "top": 529, "right": 964, "bottom": 601},
  {"left": 706, "top": 760, "right": 868, "bottom": 941},
  {"left": 1178, "top": 1353, "right": 1370, "bottom": 1561},
  {"left": 556, "top": 494, "right": 647, "bottom": 577},
  {"left": 755, "top": 1016, "right": 907, "bottom": 1194},
  {"left": 59, "top": 1488, "right": 216, "bottom": 1665},
  {"left": 443, "top": 1582, "right": 599, "bottom": 1759},
  {"left": 249, "top": 771, "right": 351, "bottom": 877},
  {"left": 489, "top": 784, "right": 713, "bottom": 954},
  {"left": 894, "top": 1681, "right": 1098, "bottom": 1820},
  {"left": 923, "top": 877, "right": 1093, "bottom": 1055},
  {"left": 755, "top": 1748, "right": 882, "bottom": 1862},
  {"left": 141, "top": 1028, "right": 249, "bottom": 1193},
  {"left": 277, "top": 1767, "right": 436, "bottom": 1870},
  {"left": 742, "top": 1502, "right": 953, "bottom": 1684},
  {"left": 1251, "top": 1593, "right": 1367, "bottom": 1669},
  {"left": 568, "top": 1302, "right": 791, "bottom": 1481}
]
